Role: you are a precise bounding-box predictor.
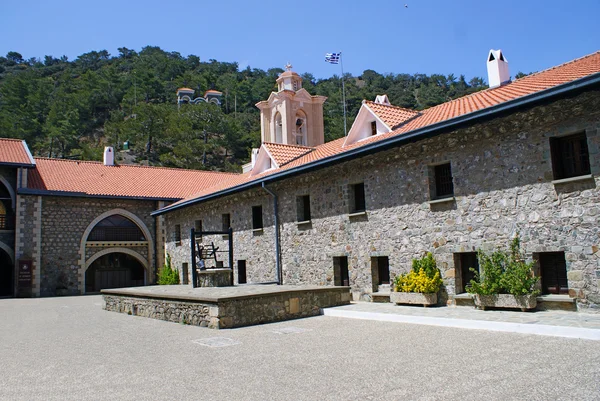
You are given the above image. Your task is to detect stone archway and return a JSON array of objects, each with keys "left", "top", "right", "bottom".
[
  {"left": 78, "top": 209, "right": 154, "bottom": 294},
  {"left": 84, "top": 248, "right": 148, "bottom": 293}
]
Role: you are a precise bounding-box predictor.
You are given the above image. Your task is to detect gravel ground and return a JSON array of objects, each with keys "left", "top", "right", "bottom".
[{"left": 1, "top": 295, "right": 599, "bottom": 401}]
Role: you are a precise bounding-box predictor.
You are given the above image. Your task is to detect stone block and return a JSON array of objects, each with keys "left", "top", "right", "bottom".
[
  {"left": 289, "top": 297, "right": 300, "bottom": 314},
  {"left": 567, "top": 270, "right": 583, "bottom": 281},
  {"left": 444, "top": 268, "right": 456, "bottom": 278}
]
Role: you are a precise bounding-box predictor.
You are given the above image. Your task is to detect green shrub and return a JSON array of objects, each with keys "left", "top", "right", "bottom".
[
  {"left": 394, "top": 252, "right": 443, "bottom": 294},
  {"left": 467, "top": 235, "right": 539, "bottom": 296},
  {"left": 157, "top": 253, "right": 180, "bottom": 285}
]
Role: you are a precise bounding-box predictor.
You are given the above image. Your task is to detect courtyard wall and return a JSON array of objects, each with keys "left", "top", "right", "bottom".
[{"left": 166, "top": 89, "right": 600, "bottom": 310}]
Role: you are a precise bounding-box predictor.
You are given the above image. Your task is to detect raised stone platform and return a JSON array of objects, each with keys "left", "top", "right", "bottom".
[{"left": 102, "top": 284, "right": 351, "bottom": 329}]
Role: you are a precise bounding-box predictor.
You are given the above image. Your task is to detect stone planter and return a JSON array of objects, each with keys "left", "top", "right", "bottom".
[
  {"left": 473, "top": 294, "right": 537, "bottom": 311},
  {"left": 390, "top": 292, "right": 437, "bottom": 307}
]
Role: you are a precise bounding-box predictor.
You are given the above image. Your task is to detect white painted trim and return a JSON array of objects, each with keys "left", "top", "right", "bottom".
[
  {"left": 322, "top": 309, "right": 600, "bottom": 341},
  {"left": 551, "top": 174, "right": 593, "bottom": 185},
  {"left": 22, "top": 140, "right": 36, "bottom": 165},
  {"left": 78, "top": 208, "right": 154, "bottom": 294}
]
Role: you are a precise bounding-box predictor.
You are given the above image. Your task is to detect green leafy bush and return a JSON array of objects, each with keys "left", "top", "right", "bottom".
[
  {"left": 468, "top": 235, "right": 539, "bottom": 296},
  {"left": 157, "top": 253, "right": 180, "bottom": 285},
  {"left": 394, "top": 252, "right": 443, "bottom": 294}
]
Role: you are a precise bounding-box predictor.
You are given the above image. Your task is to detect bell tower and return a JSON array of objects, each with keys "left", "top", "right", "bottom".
[{"left": 256, "top": 63, "right": 326, "bottom": 147}]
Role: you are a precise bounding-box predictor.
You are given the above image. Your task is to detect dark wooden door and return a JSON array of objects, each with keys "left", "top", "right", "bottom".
[
  {"left": 539, "top": 252, "right": 568, "bottom": 295},
  {"left": 377, "top": 257, "right": 390, "bottom": 285},
  {"left": 460, "top": 253, "right": 479, "bottom": 293}
]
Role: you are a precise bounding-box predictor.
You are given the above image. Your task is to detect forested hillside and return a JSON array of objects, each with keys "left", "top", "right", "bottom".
[{"left": 0, "top": 47, "right": 488, "bottom": 171}]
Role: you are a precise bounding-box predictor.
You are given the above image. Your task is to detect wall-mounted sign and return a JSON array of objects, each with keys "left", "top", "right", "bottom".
[{"left": 18, "top": 259, "right": 32, "bottom": 288}]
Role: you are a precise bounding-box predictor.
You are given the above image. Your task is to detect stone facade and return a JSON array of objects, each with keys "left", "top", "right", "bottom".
[
  {"left": 165, "top": 89, "right": 600, "bottom": 311},
  {"left": 17, "top": 196, "right": 162, "bottom": 296}
]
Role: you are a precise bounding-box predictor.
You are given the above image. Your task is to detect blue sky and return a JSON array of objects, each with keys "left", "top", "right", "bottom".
[{"left": 1, "top": 0, "right": 599, "bottom": 81}]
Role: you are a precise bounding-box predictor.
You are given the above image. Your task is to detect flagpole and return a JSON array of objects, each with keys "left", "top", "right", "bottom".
[{"left": 340, "top": 52, "right": 347, "bottom": 136}]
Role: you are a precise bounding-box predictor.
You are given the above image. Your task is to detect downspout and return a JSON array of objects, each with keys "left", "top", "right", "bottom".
[{"left": 261, "top": 182, "right": 282, "bottom": 285}]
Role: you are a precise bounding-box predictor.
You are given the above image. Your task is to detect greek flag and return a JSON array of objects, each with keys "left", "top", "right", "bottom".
[{"left": 325, "top": 52, "right": 340, "bottom": 64}]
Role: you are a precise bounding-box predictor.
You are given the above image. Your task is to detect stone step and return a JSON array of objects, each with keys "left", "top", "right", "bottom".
[{"left": 371, "top": 291, "right": 391, "bottom": 303}]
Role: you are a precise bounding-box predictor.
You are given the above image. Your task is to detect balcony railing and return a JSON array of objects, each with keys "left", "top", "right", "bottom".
[{"left": 0, "top": 214, "right": 15, "bottom": 230}]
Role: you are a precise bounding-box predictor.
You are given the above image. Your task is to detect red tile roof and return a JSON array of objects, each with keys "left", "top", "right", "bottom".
[
  {"left": 27, "top": 158, "right": 239, "bottom": 200},
  {"left": 364, "top": 101, "right": 420, "bottom": 128},
  {"left": 161, "top": 50, "right": 600, "bottom": 212},
  {"left": 262, "top": 142, "right": 314, "bottom": 167},
  {"left": 0, "top": 138, "right": 35, "bottom": 166},
  {"left": 177, "top": 87, "right": 194, "bottom": 92}
]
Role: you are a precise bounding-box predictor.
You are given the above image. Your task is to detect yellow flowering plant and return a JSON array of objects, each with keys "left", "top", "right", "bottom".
[{"left": 393, "top": 252, "right": 443, "bottom": 294}]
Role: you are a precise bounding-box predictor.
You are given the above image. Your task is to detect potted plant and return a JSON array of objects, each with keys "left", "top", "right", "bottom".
[
  {"left": 391, "top": 252, "right": 442, "bottom": 307},
  {"left": 467, "top": 235, "right": 539, "bottom": 311}
]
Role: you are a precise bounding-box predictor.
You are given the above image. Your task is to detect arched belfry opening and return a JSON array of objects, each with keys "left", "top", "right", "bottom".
[
  {"left": 294, "top": 111, "right": 307, "bottom": 145},
  {"left": 275, "top": 112, "right": 283, "bottom": 143}
]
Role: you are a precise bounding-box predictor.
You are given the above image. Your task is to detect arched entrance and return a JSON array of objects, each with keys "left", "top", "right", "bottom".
[
  {"left": 0, "top": 247, "right": 13, "bottom": 297},
  {"left": 85, "top": 252, "right": 146, "bottom": 293}
]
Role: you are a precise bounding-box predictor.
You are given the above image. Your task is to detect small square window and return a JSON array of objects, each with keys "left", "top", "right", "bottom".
[
  {"left": 222, "top": 213, "right": 231, "bottom": 232},
  {"left": 550, "top": 133, "right": 591, "bottom": 180},
  {"left": 432, "top": 163, "right": 454, "bottom": 199},
  {"left": 296, "top": 195, "right": 311, "bottom": 222},
  {"left": 349, "top": 183, "right": 366, "bottom": 213},
  {"left": 252, "top": 206, "right": 263, "bottom": 230},
  {"left": 371, "top": 121, "right": 377, "bottom": 136}
]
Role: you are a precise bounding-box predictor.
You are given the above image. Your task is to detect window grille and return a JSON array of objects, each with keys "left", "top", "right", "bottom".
[{"left": 434, "top": 163, "right": 454, "bottom": 199}]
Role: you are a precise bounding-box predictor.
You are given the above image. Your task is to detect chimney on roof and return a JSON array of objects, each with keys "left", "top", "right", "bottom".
[
  {"left": 103, "top": 146, "right": 114, "bottom": 166},
  {"left": 487, "top": 49, "right": 510, "bottom": 88},
  {"left": 374, "top": 95, "right": 391, "bottom": 105}
]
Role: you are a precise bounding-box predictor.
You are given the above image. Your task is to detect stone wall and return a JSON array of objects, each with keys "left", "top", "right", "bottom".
[
  {"left": 36, "top": 196, "right": 158, "bottom": 296},
  {"left": 164, "top": 89, "right": 600, "bottom": 311},
  {"left": 103, "top": 286, "right": 351, "bottom": 329},
  {"left": 15, "top": 195, "right": 38, "bottom": 296}
]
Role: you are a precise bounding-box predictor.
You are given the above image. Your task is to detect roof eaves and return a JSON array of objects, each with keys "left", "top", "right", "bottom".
[
  {"left": 18, "top": 188, "right": 182, "bottom": 202},
  {"left": 0, "top": 161, "right": 36, "bottom": 168},
  {"left": 152, "top": 72, "right": 600, "bottom": 217}
]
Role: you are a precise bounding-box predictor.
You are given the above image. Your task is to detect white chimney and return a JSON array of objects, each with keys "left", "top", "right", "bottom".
[
  {"left": 103, "top": 146, "right": 114, "bottom": 166},
  {"left": 487, "top": 49, "right": 510, "bottom": 88},
  {"left": 374, "top": 94, "right": 391, "bottom": 105},
  {"left": 251, "top": 148, "right": 259, "bottom": 167}
]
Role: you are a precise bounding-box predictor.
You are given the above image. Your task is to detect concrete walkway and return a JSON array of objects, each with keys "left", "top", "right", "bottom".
[{"left": 323, "top": 302, "right": 600, "bottom": 341}]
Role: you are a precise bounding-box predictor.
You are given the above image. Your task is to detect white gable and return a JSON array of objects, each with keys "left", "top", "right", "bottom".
[
  {"left": 250, "top": 145, "right": 278, "bottom": 176},
  {"left": 343, "top": 102, "right": 391, "bottom": 147}
]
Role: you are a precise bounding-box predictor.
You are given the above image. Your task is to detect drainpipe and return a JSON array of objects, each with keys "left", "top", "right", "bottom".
[{"left": 261, "top": 182, "right": 282, "bottom": 285}]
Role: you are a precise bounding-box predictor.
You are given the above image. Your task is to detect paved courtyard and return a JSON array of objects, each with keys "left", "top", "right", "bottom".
[{"left": 1, "top": 296, "right": 599, "bottom": 400}]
